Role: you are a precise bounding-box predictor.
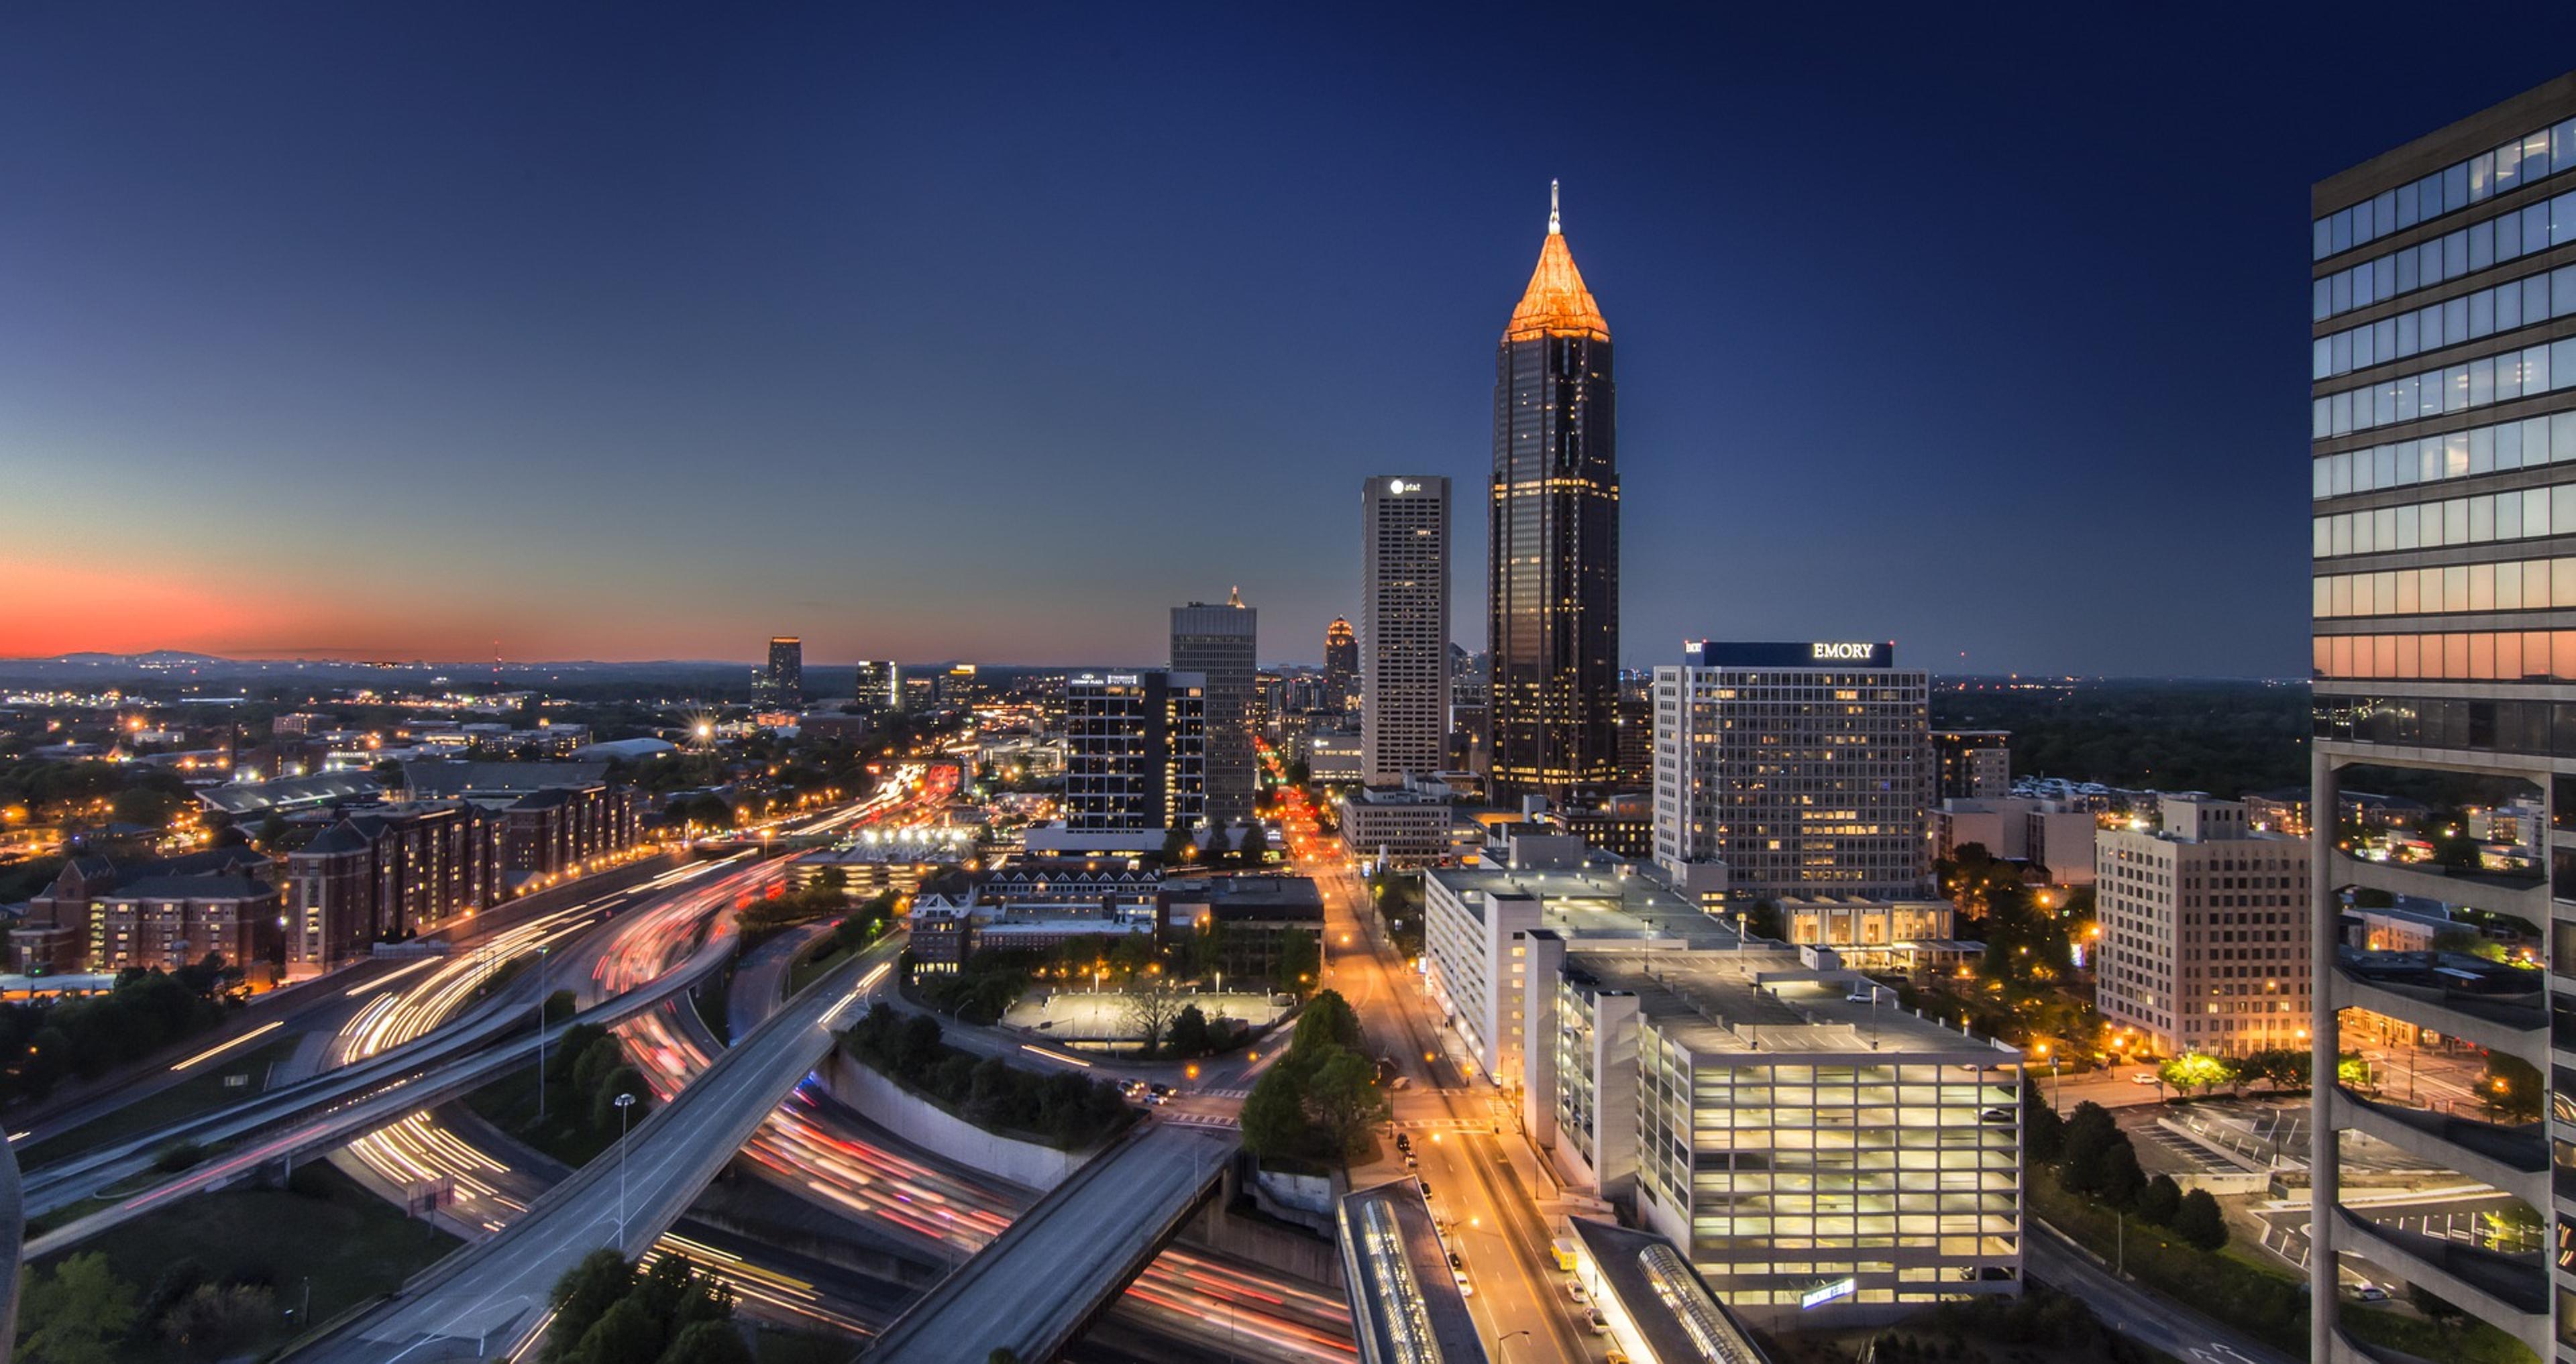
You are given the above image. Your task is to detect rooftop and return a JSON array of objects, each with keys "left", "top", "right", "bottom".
[
  {"left": 1429, "top": 858, "right": 1739, "bottom": 950},
  {"left": 1566, "top": 948, "right": 2014, "bottom": 1061},
  {"left": 195, "top": 771, "right": 382, "bottom": 816},
  {"left": 1570, "top": 1217, "right": 1770, "bottom": 1364},
  {"left": 1503, "top": 182, "right": 1609, "bottom": 345},
  {"left": 1337, "top": 1179, "right": 1486, "bottom": 1364}
]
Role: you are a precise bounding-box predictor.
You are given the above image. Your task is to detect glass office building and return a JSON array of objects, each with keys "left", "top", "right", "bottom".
[
  {"left": 2308, "top": 72, "right": 2576, "bottom": 1364},
  {"left": 1490, "top": 183, "right": 1620, "bottom": 806}
]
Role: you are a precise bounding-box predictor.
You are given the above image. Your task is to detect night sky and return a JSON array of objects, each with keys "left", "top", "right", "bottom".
[{"left": 9, "top": 5, "right": 2576, "bottom": 675}]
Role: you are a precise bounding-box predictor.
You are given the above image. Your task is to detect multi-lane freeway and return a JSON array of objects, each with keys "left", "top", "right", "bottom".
[{"left": 294, "top": 945, "right": 894, "bottom": 1361}]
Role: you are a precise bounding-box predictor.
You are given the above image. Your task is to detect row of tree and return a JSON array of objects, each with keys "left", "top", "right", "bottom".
[
  {"left": 1239, "top": 992, "right": 1387, "bottom": 1164},
  {"left": 543, "top": 1249, "right": 747, "bottom": 1364},
  {"left": 17, "top": 1250, "right": 278, "bottom": 1364},
  {"left": 2028, "top": 1097, "right": 2227, "bottom": 1250},
  {"left": 2, "top": 966, "right": 236, "bottom": 1108},
  {"left": 841, "top": 1003, "right": 1132, "bottom": 1148}
]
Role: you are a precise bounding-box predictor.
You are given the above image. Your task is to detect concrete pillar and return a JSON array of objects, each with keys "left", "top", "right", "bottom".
[{"left": 2308, "top": 747, "right": 2339, "bottom": 1363}]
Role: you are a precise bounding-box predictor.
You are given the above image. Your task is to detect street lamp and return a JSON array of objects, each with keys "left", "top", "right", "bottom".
[
  {"left": 1499, "top": 1329, "right": 1531, "bottom": 1361},
  {"left": 614, "top": 1091, "right": 638, "bottom": 1251}
]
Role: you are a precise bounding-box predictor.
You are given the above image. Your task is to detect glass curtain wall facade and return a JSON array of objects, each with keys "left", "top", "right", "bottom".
[
  {"left": 1171, "top": 597, "right": 1256, "bottom": 830},
  {"left": 2308, "top": 73, "right": 2576, "bottom": 1364},
  {"left": 1063, "top": 671, "right": 1205, "bottom": 836},
  {"left": 1490, "top": 190, "right": 1620, "bottom": 805},
  {"left": 1362, "top": 475, "right": 1452, "bottom": 783}
]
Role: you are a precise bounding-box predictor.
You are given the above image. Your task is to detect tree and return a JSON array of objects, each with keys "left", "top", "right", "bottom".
[
  {"left": 1168, "top": 1004, "right": 1213, "bottom": 1058},
  {"left": 1292, "top": 989, "right": 1362, "bottom": 1054},
  {"left": 1122, "top": 975, "right": 1184, "bottom": 1058},
  {"left": 2134, "top": 1174, "right": 2184, "bottom": 1225},
  {"left": 160, "top": 1282, "right": 274, "bottom": 1361},
  {"left": 2159, "top": 1053, "right": 2235, "bottom": 1096},
  {"left": 2023, "top": 1084, "right": 2065, "bottom": 1164},
  {"left": 544, "top": 988, "right": 578, "bottom": 1024},
  {"left": 2097, "top": 1137, "right": 2147, "bottom": 1208},
  {"left": 1239, "top": 1064, "right": 1311, "bottom": 1159},
  {"left": 658, "top": 1320, "right": 755, "bottom": 1364},
  {"left": 566, "top": 1297, "right": 663, "bottom": 1364},
  {"left": 2060, "top": 1102, "right": 2118, "bottom": 1170},
  {"left": 1275, "top": 927, "right": 1321, "bottom": 994},
  {"left": 19, "top": 1251, "right": 138, "bottom": 1364},
  {"left": 593, "top": 1064, "right": 652, "bottom": 1129},
  {"left": 545, "top": 1249, "right": 638, "bottom": 1363},
  {"left": 1303, "top": 1045, "right": 1389, "bottom": 1157},
  {"left": 1160, "top": 821, "right": 1196, "bottom": 864},
  {"left": 1238, "top": 821, "right": 1270, "bottom": 864},
  {"left": 2172, "top": 1188, "right": 2229, "bottom": 1251}
]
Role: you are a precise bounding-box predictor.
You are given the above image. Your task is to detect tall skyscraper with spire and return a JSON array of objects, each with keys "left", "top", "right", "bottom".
[{"left": 1489, "top": 182, "right": 1618, "bottom": 806}]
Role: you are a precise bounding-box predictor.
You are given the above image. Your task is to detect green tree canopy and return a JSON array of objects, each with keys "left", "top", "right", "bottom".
[
  {"left": 19, "top": 1252, "right": 138, "bottom": 1364},
  {"left": 2172, "top": 1188, "right": 2229, "bottom": 1250}
]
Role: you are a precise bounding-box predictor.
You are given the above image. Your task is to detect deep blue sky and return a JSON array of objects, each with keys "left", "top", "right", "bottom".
[{"left": 7, "top": 5, "right": 2575, "bottom": 675}]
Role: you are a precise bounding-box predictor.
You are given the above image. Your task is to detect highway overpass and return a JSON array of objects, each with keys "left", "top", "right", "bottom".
[
  {"left": 863, "top": 1121, "right": 1236, "bottom": 1363},
  {"left": 23, "top": 860, "right": 759, "bottom": 1254},
  {"left": 289, "top": 942, "right": 894, "bottom": 1362}
]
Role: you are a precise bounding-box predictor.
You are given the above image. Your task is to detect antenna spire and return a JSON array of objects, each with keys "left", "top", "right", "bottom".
[{"left": 1548, "top": 179, "right": 1560, "bottom": 235}]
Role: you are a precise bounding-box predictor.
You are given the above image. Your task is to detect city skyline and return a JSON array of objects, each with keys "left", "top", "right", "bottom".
[{"left": 16, "top": 11, "right": 2576, "bottom": 675}]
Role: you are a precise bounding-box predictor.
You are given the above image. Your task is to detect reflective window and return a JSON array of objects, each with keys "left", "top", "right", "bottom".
[
  {"left": 2316, "top": 115, "right": 2576, "bottom": 261},
  {"left": 2310, "top": 188, "right": 2576, "bottom": 323},
  {"left": 2313, "top": 337, "right": 2576, "bottom": 437}
]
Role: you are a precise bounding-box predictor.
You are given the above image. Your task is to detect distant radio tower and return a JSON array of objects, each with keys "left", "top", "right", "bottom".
[{"left": 493, "top": 640, "right": 502, "bottom": 688}]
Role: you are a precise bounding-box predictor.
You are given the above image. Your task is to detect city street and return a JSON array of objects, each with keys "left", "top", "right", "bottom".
[{"left": 1269, "top": 760, "right": 1605, "bottom": 1363}]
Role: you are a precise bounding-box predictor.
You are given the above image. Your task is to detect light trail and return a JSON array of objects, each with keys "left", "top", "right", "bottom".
[{"left": 168, "top": 1020, "right": 284, "bottom": 1072}]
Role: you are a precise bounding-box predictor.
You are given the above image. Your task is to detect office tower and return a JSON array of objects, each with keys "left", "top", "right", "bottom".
[
  {"left": 1489, "top": 181, "right": 1619, "bottom": 806},
  {"left": 1932, "top": 729, "right": 2012, "bottom": 801},
  {"left": 757, "top": 636, "right": 802, "bottom": 707},
  {"left": 1360, "top": 475, "right": 1452, "bottom": 784},
  {"left": 1062, "top": 671, "right": 1205, "bottom": 836},
  {"left": 1171, "top": 591, "right": 1257, "bottom": 828},
  {"left": 853, "top": 661, "right": 898, "bottom": 709},
  {"left": 945, "top": 663, "right": 980, "bottom": 709},
  {"left": 1323, "top": 616, "right": 1358, "bottom": 709},
  {"left": 2307, "top": 77, "right": 2576, "bottom": 1363},
  {"left": 2094, "top": 795, "right": 2312, "bottom": 1059},
  {"left": 1651, "top": 641, "right": 1933, "bottom": 902}
]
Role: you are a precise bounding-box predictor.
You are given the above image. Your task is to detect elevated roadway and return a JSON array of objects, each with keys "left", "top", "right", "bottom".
[
  {"left": 863, "top": 1121, "right": 1236, "bottom": 1363},
  {"left": 23, "top": 856, "right": 769, "bottom": 1253},
  {"left": 292, "top": 942, "right": 896, "bottom": 1362}
]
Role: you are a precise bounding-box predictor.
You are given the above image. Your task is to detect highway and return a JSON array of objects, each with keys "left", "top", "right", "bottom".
[
  {"left": 2026, "top": 1221, "right": 2297, "bottom": 1364},
  {"left": 22, "top": 855, "right": 768, "bottom": 1255},
  {"left": 293, "top": 944, "right": 896, "bottom": 1362},
  {"left": 863, "top": 1121, "right": 1238, "bottom": 1363}
]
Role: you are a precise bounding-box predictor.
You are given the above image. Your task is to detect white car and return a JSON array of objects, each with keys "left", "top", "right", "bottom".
[{"left": 1453, "top": 1271, "right": 1474, "bottom": 1298}]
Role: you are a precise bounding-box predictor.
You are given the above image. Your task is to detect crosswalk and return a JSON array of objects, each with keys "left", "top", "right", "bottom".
[
  {"left": 1162, "top": 1111, "right": 1240, "bottom": 1130},
  {"left": 1198, "top": 1086, "right": 1251, "bottom": 1099}
]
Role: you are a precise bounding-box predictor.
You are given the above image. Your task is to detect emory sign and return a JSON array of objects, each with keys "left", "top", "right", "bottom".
[{"left": 1810, "top": 642, "right": 1877, "bottom": 661}]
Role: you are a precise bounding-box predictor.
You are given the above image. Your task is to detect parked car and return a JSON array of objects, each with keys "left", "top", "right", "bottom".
[
  {"left": 1454, "top": 1271, "right": 1474, "bottom": 1298},
  {"left": 1566, "top": 1280, "right": 1589, "bottom": 1304},
  {"left": 1587, "top": 1308, "right": 1611, "bottom": 1334}
]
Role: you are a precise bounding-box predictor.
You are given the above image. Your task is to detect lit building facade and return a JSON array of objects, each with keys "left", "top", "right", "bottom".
[
  {"left": 2095, "top": 796, "right": 2312, "bottom": 1059},
  {"left": 853, "top": 661, "right": 898, "bottom": 709},
  {"left": 1361, "top": 475, "right": 1452, "bottom": 783},
  {"left": 2306, "top": 76, "right": 2576, "bottom": 1361},
  {"left": 1932, "top": 730, "right": 2011, "bottom": 801},
  {"left": 1324, "top": 616, "right": 1358, "bottom": 711},
  {"left": 1490, "top": 183, "right": 1619, "bottom": 807},
  {"left": 1652, "top": 642, "right": 1933, "bottom": 902},
  {"left": 757, "top": 636, "right": 803, "bottom": 707},
  {"left": 1062, "top": 671, "right": 1206, "bottom": 836},
  {"left": 1172, "top": 593, "right": 1257, "bottom": 829}
]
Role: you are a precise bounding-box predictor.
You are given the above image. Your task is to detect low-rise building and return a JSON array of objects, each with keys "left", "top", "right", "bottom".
[
  {"left": 285, "top": 802, "right": 504, "bottom": 968},
  {"left": 1930, "top": 797, "right": 2097, "bottom": 887},
  {"left": 1158, "top": 874, "right": 1325, "bottom": 981},
  {"left": 91, "top": 874, "right": 282, "bottom": 974},
  {"left": 14, "top": 848, "right": 273, "bottom": 974},
  {"left": 1336, "top": 784, "right": 1454, "bottom": 868}
]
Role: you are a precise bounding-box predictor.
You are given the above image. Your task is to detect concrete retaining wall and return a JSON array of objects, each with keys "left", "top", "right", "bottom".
[{"left": 818, "top": 1054, "right": 1087, "bottom": 1192}]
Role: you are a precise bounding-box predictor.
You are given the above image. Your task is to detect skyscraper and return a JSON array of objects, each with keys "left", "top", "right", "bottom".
[
  {"left": 1171, "top": 591, "right": 1256, "bottom": 829},
  {"left": 1323, "top": 616, "right": 1358, "bottom": 709},
  {"left": 1651, "top": 641, "right": 1933, "bottom": 903},
  {"left": 757, "top": 636, "right": 802, "bottom": 708},
  {"left": 2306, "top": 75, "right": 2576, "bottom": 1364},
  {"left": 852, "top": 661, "right": 898, "bottom": 709},
  {"left": 1489, "top": 182, "right": 1619, "bottom": 806},
  {"left": 1360, "top": 476, "right": 1451, "bottom": 784}
]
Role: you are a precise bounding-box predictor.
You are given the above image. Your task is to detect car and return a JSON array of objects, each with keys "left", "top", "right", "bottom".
[
  {"left": 1448, "top": 1250, "right": 1464, "bottom": 1269},
  {"left": 2131, "top": 1071, "right": 2161, "bottom": 1085},
  {"left": 1419, "top": 1182, "right": 1435, "bottom": 1200},
  {"left": 1148, "top": 1082, "right": 1173, "bottom": 1097},
  {"left": 1587, "top": 1308, "right": 1611, "bottom": 1334},
  {"left": 2356, "top": 1284, "right": 2390, "bottom": 1302},
  {"left": 1606, "top": 1353, "right": 1631, "bottom": 1364},
  {"left": 1453, "top": 1271, "right": 1474, "bottom": 1298},
  {"left": 1566, "top": 1280, "right": 1589, "bottom": 1304},
  {"left": 1978, "top": 1106, "right": 2014, "bottom": 1123},
  {"left": 1403, "top": 1155, "right": 1418, "bottom": 1170}
]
